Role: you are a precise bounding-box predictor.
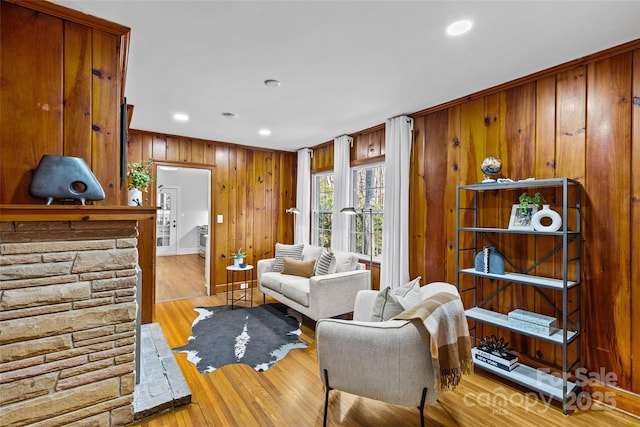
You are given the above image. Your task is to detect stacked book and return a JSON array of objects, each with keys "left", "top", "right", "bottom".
[
  {"left": 472, "top": 347, "right": 519, "bottom": 371},
  {"left": 507, "top": 309, "right": 557, "bottom": 335}
]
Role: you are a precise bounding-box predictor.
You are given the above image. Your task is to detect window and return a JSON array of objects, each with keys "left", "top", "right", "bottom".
[
  {"left": 348, "top": 164, "right": 384, "bottom": 260},
  {"left": 312, "top": 172, "right": 334, "bottom": 248}
]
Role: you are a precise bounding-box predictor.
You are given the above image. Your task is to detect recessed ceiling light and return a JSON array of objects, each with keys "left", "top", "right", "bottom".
[
  {"left": 447, "top": 19, "right": 473, "bottom": 36},
  {"left": 264, "top": 79, "right": 281, "bottom": 88},
  {"left": 222, "top": 112, "right": 239, "bottom": 119},
  {"left": 259, "top": 129, "right": 271, "bottom": 136},
  {"left": 173, "top": 113, "right": 189, "bottom": 122}
]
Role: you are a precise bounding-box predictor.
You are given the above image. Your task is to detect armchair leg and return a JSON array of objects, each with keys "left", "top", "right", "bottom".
[
  {"left": 418, "top": 387, "right": 427, "bottom": 427},
  {"left": 323, "top": 369, "right": 332, "bottom": 427}
]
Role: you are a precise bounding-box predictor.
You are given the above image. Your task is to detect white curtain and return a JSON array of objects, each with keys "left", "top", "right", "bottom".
[
  {"left": 331, "top": 135, "right": 352, "bottom": 251},
  {"left": 295, "top": 148, "right": 312, "bottom": 245},
  {"left": 380, "top": 116, "right": 413, "bottom": 289}
]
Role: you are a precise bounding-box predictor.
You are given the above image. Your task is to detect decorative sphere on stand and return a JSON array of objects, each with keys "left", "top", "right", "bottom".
[{"left": 480, "top": 157, "right": 502, "bottom": 182}]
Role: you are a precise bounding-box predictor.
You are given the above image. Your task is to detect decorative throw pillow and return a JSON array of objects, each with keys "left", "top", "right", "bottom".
[
  {"left": 281, "top": 257, "right": 316, "bottom": 278},
  {"left": 370, "top": 277, "right": 422, "bottom": 321},
  {"left": 302, "top": 245, "right": 323, "bottom": 261},
  {"left": 393, "top": 276, "right": 422, "bottom": 310},
  {"left": 273, "top": 243, "right": 304, "bottom": 273},
  {"left": 370, "top": 287, "right": 405, "bottom": 321},
  {"left": 314, "top": 249, "right": 334, "bottom": 276},
  {"left": 328, "top": 250, "right": 358, "bottom": 274}
]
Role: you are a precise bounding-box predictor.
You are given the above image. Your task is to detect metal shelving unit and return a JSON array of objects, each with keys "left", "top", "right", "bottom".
[{"left": 455, "top": 178, "right": 582, "bottom": 415}]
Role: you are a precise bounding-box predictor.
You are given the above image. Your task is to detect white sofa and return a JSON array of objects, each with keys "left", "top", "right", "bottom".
[{"left": 257, "top": 244, "right": 371, "bottom": 321}]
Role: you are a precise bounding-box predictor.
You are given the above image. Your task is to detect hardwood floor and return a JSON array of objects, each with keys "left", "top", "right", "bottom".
[
  {"left": 156, "top": 254, "right": 206, "bottom": 302},
  {"left": 132, "top": 292, "right": 640, "bottom": 426}
]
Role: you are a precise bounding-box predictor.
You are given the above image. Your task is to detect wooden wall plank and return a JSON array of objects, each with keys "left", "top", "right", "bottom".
[
  {"left": 423, "top": 111, "right": 448, "bottom": 284},
  {"left": 409, "top": 117, "right": 427, "bottom": 280},
  {"left": 214, "top": 145, "right": 230, "bottom": 286},
  {"left": 444, "top": 106, "right": 461, "bottom": 288},
  {"left": 166, "top": 136, "right": 180, "bottom": 162},
  {"left": 264, "top": 151, "right": 275, "bottom": 258},
  {"left": 631, "top": 49, "right": 640, "bottom": 394},
  {"left": 91, "top": 29, "right": 120, "bottom": 204},
  {"left": 584, "top": 53, "right": 633, "bottom": 387},
  {"left": 204, "top": 141, "right": 216, "bottom": 165},
  {"left": 63, "top": 21, "right": 92, "bottom": 161},
  {"left": 192, "top": 140, "right": 205, "bottom": 164},
  {"left": 554, "top": 66, "right": 587, "bottom": 366},
  {"left": 234, "top": 148, "right": 246, "bottom": 258},
  {"left": 556, "top": 66, "right": 587, "bottom": 182},
  {"left": 179, "top": 138, "right": 192, "bottom": 163},
  {"left": 353, "top": 133, "right": 369, "bottom": 161},
  {"left": 0, "top": 3, "right": 63, "bottom": 204},
  {"left": 253, "top": 151, "right": 268, "bottom": 261},
  {"left": 533, "top": 74, "right": 560, "bottom": 365},
  {"left": 277, "top": 153, "right": 296, "bottom": 244},
  {"left": 152, "top": 134, "right": 167, "bottom": 160},
  {"left": 504, "top": 83, "right": 537, "bottom": 354}
]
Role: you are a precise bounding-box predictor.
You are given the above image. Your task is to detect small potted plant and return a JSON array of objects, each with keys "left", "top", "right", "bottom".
[
  {"left": 518, "top": 191, "right": 544, "bottom": 215},
  {"left": 127, "top": 160, "right": 154, "bottom": 206},
  {"left": 230, "top": 247, "right": 247, "bottom": 267}
]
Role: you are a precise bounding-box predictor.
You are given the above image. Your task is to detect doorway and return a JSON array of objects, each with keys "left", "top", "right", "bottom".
[{"left": 155, "top": 166, "right": 211, "bottom": 302}]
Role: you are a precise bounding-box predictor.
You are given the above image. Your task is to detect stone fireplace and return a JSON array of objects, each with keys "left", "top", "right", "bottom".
[{"left": 0, "top": 206, "right": 156, "bottom": 426}]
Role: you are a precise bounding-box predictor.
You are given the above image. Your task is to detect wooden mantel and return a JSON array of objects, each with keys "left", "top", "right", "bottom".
[
  {"left": 0, "top": 204, "right": 156, "bottom": 221},
  {"left": 0, "top": 204, "right": 157, "bottom": 324}
]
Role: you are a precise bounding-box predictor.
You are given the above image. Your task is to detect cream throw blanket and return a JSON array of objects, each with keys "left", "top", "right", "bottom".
[{"left": 393, "top": 291, "right": 473, "bottom": 391}]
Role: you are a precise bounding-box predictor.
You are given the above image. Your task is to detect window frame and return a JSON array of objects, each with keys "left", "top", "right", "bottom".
[
  {"left": 346, "top": 162, "right": 385, "bottom": 262},
  {"left": 311, "top": 171, "right": 334, "bottom": 248}
]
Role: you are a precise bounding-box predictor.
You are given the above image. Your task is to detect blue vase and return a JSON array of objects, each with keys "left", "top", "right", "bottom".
[{"left": 474, "top": 247, "right": 505, "bottom": 275}]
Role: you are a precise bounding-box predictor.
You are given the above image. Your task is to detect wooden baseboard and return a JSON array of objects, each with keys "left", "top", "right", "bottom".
[{"left": 586, "top": 383, "right": 640, "bottom": 418}]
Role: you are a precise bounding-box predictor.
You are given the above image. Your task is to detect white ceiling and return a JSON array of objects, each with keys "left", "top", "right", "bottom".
[{"left": 52, "top": 1, "right": 640, "bottom": 152}]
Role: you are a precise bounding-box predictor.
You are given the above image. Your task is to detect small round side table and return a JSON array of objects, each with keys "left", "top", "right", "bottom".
[{"left": 226, "top": 265, "right": 254, "bottom": 309}]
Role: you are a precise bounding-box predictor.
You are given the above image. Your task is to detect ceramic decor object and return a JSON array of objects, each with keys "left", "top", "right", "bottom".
[
  {"left": 532, "top": 204, "right": 562, "bottom": 232},
  {"left": 29, "top": 155, "right": 105, "bottom": 205}
]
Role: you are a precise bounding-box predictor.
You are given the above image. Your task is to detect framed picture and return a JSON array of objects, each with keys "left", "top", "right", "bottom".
[{"left": 508, "top": 204, "right": 538, "bottom": 230}]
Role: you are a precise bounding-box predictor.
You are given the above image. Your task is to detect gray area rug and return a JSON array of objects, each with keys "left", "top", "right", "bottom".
[{"left": 173, "top": 303, "right": 308, "bottom": 373}]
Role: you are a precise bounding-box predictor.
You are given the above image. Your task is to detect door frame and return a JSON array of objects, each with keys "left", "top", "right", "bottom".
[{"left": 153, "top": 161, "right": 215, "bottom": 298}]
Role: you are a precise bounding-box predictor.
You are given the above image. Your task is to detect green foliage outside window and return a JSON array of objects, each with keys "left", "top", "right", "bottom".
[
  {"left": 313, "top": 174, "right": 334, "bottom": 248},
  {"left": 350, "top": 165, "right": 384, "bottom": 258}
]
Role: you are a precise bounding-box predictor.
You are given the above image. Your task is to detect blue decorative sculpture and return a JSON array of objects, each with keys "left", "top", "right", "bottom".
[
  {"left": 29, "top": 155, "right": 105, "bottom": 205},
  {"left": 474, "top": 246, "right": 505, "bottom": 275}
]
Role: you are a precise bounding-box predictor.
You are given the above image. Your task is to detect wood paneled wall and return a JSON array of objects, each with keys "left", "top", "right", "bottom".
[
  {"left": 311, "top": 41, "right": 640, "bottom": 406},
  {"left": 0, "top": 1, "right": 129, "bottom": 205},
  {"left": 126, "top": 130, "right": 297, "bottom": 290},
  {"left": 409, "top": 46, "right": 640, "bottom": 401}
]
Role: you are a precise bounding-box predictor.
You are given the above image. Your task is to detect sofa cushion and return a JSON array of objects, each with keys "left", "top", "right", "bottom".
[
  {"left": 314, "top": 249, "right": 334, "bottom": 276},
  {"left": 329, "top": 250, "right": 359, "bottom": 274},
  {"left": 281, "top": 256, "right": 316, "bottom": 278},
  {"left": 302, "top": 245, "right": 323, "bottom": 261},
  {"left": 260, "top": 272, "right": 284, "bottom": 293},
  {"left": 280, "top": 279, "right": 310, "bottom": 307},
  {"left": 273, "top": 243, "right": 304, "bottom": 273}
]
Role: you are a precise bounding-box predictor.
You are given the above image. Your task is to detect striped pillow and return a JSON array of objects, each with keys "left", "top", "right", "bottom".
[
  {"left": 273, "top": 243, "right": 304, "bottom": 273},
  {"left": 314, "top": 249, "right": 334, "bottom": 276}
]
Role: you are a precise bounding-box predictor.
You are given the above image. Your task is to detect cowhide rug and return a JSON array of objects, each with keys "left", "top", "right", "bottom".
[{"left": 173, "top": 303, "right": 308, "bottom": 373}]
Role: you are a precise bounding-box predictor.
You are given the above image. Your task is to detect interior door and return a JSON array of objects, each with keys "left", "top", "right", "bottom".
[{"left": 156, "top": 187, "right": 179, "bottom": 256}]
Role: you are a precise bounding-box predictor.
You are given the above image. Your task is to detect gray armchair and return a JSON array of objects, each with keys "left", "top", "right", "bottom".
[{"left": 316, "top": 282, "right": 460, "bottom": 427}]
